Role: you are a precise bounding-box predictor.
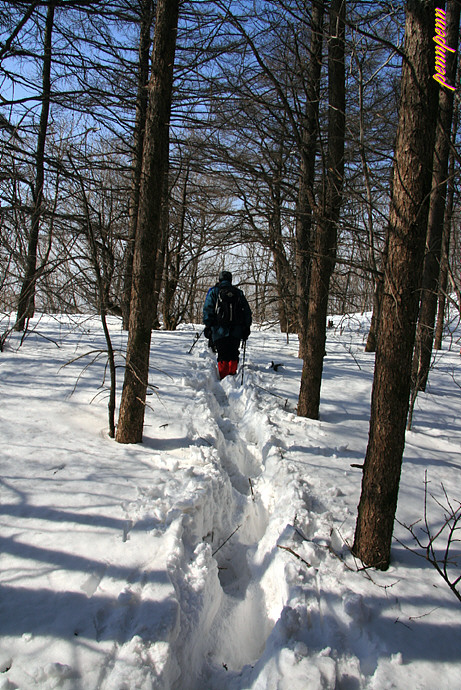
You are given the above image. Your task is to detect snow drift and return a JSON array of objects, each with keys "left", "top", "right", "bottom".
[{"left": 0, "top": 313, "right": 460, "bottom": 689}]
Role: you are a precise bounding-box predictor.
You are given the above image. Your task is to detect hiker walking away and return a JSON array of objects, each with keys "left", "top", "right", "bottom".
[{"left": 203, "top": 270, "right": 252, "bottom": 380}]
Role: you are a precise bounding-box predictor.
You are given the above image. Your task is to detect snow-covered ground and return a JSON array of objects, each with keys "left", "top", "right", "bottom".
[{"left": 0, "top": 312, "right": 460, "bottom": 690}]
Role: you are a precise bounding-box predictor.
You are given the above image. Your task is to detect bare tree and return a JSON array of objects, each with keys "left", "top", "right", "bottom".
[
  {"left": 15, "top": 0, "right": 55, "bottom": 331},
  {"left": 296, "top": 0, "right": 324, "bottom": 357},
  {"left": 121, "top": 0, "right": 155, "bottom": 330},
  {"left": 434, "top": 98, "right": 458, "bottom": 350},
  {"left": 411, "top": 0, "right": 460, "bottom": 394},
  {"left": 0, "top": 1, "right": 39, "bottom": 63},
  {"left": 116, "top": 0, "right": 180, "bottom": 444},
  {"left": 68, "top": 151, "right": 118, "bottom": 437},
  {"left": 353, "top": 0, "right": 439, "bottom": 570},
  {"left": 297, "top": 0, "right": 346, "bottom": 419},
  {"left": 397, "top": 474, "right": 461, "bottom": 604}
]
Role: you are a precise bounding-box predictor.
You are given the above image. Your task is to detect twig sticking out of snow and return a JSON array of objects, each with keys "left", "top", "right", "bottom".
[
  {"left": 396, "top": 472, "right": 461, "bottom": 604},
  {"left": 212, "top": 525, "right": 241, "bottom": 557}
]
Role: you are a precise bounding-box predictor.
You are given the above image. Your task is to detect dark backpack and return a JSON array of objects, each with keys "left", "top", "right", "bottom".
[{"left": 215, "top": 286, "right": 243, "bottom": 326}]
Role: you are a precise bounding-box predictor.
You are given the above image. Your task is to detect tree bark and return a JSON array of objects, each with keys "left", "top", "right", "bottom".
[
  {"left": 121, "top": 0, "right": 155, "bottom": 330},
  {"left": 296, "top": 0, "right": 324, "bottom": 357},
  {"left": 434, "top": 101, "right": 457, "bottom": 350},
  {"left": 116, "top": 0, "right": 179, "bottom": 444},
  {"left": 162, "top": 161, "right": 189, "bottom": 330},
  {"left": 297, "top": 0, "right": 345, "bottom": 419},
  {"left": 268, "top": 183, "right": 297, "bottom": 333},
  {"left": 15, "top": 1, "right": 55, "bottom": 331},
  {"left": 353, "top": 0, "right": 439, "bottom": 570},
  {"left": 411, "top": 0, "right": 460, "bottom": 390},
  {"left": 151, "top": 165, "right": 170, "bottom": 330}
]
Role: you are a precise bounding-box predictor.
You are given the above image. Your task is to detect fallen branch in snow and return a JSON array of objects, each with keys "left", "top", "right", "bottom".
[
  {"left": 290, "top": 519, "right": 356, "bottom": 572},
  {"left": 212, "top": 525, "right": 241, "bottom": 556},
  {"left": 408, "top": 606, "right": 440, "bottom": 621},
  {"left": 252, "top": 383, "right": 289, "bottom": 408},
  {"left": 337, "top": 339, "right": 363, "bottom": 370},
  {"left": 396, "top": 474, "right": 461, "bottom": 604},
  {"left": 277, "top": 544, "right": 312, "bottom": 569}
]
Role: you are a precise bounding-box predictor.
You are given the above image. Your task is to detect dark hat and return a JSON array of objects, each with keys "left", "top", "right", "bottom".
[{"left": 219, "top": 270, "right": 232, "bottom": 283}]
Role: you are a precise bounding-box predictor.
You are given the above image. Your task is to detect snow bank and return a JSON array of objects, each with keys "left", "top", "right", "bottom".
[{"left": 0, "top": 313, "right": 460, "bottom": 689}]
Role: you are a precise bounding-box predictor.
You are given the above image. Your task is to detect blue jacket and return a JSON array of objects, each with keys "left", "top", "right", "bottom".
[{"left": 203, "top": 280, "right": 252, "bottom": 343}]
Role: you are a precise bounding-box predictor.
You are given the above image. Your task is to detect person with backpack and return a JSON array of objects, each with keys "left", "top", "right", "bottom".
[{"left": 203, "top": 270, "right": 252, "bottom": 380}]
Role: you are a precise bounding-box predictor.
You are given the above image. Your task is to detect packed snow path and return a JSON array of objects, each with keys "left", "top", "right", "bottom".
[
  {"left": 173, "top": 362, "right": 282, "bottom": 687},
  {"left": 0, "top": 314, "right": 460, "bottom": 689},
  {"left": 173, "top": 354, "right": 362, "bottom": 689}
]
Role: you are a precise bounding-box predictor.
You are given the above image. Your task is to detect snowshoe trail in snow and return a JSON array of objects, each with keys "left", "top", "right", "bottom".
[
  {"left": 200, "top": 375, "right": 273, "bottom": 679},
  {"left": 160, "top": 357, "right": 271, "bottom": 685},
  {"left": 168, "top": 354, "right": 315, "bottom": 688},
  {"left": 169, "top": 347, "right": 372, "bottom": 689}
]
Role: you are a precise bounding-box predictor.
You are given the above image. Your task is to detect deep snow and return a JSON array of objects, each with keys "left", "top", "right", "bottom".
[{"left": 0, "top": 312, "right": 460, "bottom": 689}]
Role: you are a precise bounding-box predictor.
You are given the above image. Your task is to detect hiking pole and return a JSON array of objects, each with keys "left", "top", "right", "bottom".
[
  {"left": 241, "top": 340, "right": 247, "bottom": 385},
  {"left": 188, "top": 329, "right": 204, "bottom": 354}
]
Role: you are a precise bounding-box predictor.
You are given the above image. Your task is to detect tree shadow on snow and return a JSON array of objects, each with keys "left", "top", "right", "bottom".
[{"left": 0, "top": 582, "right": 178, "bottom": 644}]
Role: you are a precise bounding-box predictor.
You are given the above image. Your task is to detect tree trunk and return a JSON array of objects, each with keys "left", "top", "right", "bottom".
[
  {"left": 15, "top": 1, "right": 55, "bottom": 331},
  {"left": 151, "top": 186, "right": 169, "bottom": 330},
  {"left": 116, "top": 0, "right": 179, "bottom": 444},
  {"left": 411, "top": 0, "right": 460, "bottom": 390},
  {"left": 121, "top": 0, "right": 155, "bottom": 330},
  {"left": 365, "top": 227, "right": 390, "bottom": 353},
  {"left": 273, "top": 251, "right": 297, "bottom": 334},
  {"left": 297, "top": 0, "right": 345, "bottom": 419},
  {"left": 352, "top": 0, "right": 439, "bottom": 570},
  {"left": 355, "top": 47, "right": 389, "bottom": 355},
  {"left": 364, "top": 276, "right": 383, "bottom": 352},
  {"left": 70, "top": 155, "right": 117, "bottom": 438},
  {"left": 296, "top": 0, "right": 324, "bottom": 357},
  {"left": 162, "top": 161, "right": 189, "bottom": 330},
  {"left": 268, "top": 189, "right": 297, "bottom": 333},
  {"left": 434, "top": 103, "right": 457, "bottom": 350}
]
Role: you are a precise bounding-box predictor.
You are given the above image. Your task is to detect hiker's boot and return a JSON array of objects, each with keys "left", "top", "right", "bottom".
[
  {"left": 228, "top": 360, "right": 238, "bottom": 376},
  {"left": 218, "top": 361, "right": 229, "bottom": 379}
]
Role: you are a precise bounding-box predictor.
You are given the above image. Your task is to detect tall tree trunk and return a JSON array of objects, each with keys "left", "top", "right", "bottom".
[
  {"left": 151, "top": 168, "right": 170, "bottom": 330},
  {"left": 269, "top": 187, "right": 297, "bottom": 333},
  {"left": 434, "top": 101, "right": 457, "bottom": 349},
  {"left": 296, "top": 0, "right": 324, "bottom": 357},
  {"left": 355, "top": 48, "right": 387, "bottom": 354},
  {"left": 15, "top": 1, "right": 55, "bottom": 331},
  {"left": 297, "top": 0, "right": 345, "bottom": 419},
  {"left": 116, "top": 0, "right": 179, "bottom": 444},
  {"left": 162, "top": 161, "right": 189, "bottom": 330},
  {"left": 352, "top": 0, "right": 439, "bottom": 570},
  {"left": 365, "top": 164, "right": 395, "bottom": 352},
  {"left": 121, "top": 0, "right": 155, "bottom": 330},
  {"left": 364, "top": 238, "right": 387, "bottom": 353},
  {"left": 272, "top": 249, "right": 297, "bottom": 333},
  {"left": 411, "top": 0, "right": 460, "bottom": 391}
]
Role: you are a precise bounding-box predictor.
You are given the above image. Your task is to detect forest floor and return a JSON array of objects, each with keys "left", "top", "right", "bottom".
[{"left": 0, "top": 312, "right": 460, "bottom": 689}]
